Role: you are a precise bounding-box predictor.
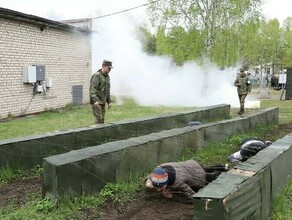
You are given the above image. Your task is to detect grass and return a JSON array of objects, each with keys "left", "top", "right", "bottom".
[
  {"left": 0, "top": 164, "right": 21, "bottom": 184},
  {"left": 270, "top": 182, "right": 292, "bottom": 220},
  {"left": 0, "top": 99, "right": 192, "bottom": 141},
  {"left": 0, "top": 181, "right": 139, "bottom": 219},
  {"left": 0, "top": 91, "right": 292, "bottom": 219}
]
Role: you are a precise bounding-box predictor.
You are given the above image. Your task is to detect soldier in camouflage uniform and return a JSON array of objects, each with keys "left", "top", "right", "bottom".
[
  {"left": 89, "top": 60, "right": 113, "bottom": 124},
  {"left": 234, "top": 68, "right": 251, "bottom": 115}
]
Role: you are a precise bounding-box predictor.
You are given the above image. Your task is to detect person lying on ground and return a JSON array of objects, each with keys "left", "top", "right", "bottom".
[
  {"left": 227, "top": 138, "right": 273, "bottom": 163},
  {"left": 145, "top": 159, "right": 228, "bottom": 203}
]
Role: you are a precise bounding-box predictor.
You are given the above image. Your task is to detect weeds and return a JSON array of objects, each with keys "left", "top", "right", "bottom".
[
  {"left": 270, "top": 182, "right": 292, "bottom": 220},
  {"left": 0, "top": 164, "right": 21, "bottom": 184},
  {"left": 0, "top": 165, "right": 43, "bottom": 185},
  {"left": 36, "top": 198, "right": 55, "bottom": 213}
]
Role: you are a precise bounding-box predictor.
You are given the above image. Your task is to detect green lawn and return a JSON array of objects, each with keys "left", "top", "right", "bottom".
[{"left": 0, "top": 99, "right": 192, "bottom": 141}]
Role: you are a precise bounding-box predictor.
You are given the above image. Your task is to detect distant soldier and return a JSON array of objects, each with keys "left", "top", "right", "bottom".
[
  {"left": 234, "top": 68, "right": 252, "bottom": 115},
  {"left": 89, "top": 59, "right": 113, "bottom": 124}
]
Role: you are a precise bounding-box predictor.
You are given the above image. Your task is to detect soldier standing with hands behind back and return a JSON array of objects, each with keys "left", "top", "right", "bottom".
[
  {"left": 89, "top": 59, "right": 113, "bottom": 124},
  {"left": 234, "top": 68, "right": 251, "bottom": 115}
]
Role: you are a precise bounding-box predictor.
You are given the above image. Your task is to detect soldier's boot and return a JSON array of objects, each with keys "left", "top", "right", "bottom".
[{"left": 238, "top": 106, "right": 244, "bottom": 115}]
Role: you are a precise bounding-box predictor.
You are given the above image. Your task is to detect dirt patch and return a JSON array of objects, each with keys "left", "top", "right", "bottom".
[
  {"left": 0, "top": 176, "right": 42, "bottom": 207},
  {"left": 99, "top": 191, "right": 193, "bottom": 220}
]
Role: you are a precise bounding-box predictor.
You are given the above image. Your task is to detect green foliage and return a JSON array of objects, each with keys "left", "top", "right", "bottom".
[
  {"left": 0, "top": 165, "right": 44, "bottom": 186},
  {"left": 270, "top": 181, "right": 292, "bottom": 220},
  {"left": 139, "top": 26, "right": 156, "bottom": 54},
  {"left": 100, "top": 182, "right": 137, "bottom": 204},
  {"left": 281, "top": 17, "right": 292, "bottom": 68},
  {"left": 32, "top": 165, "right": 43, "bottom": 176},
  {"left": 145, "top": 1, "right": 292, "bottom": 69},
  {"left": 36, "top": 198, "right": 55, "bottom": 213},
  {"left": 65, "top": 103, "right": 75, "bottom": 111},
  {"left": 0, "top": 164, "right": 21, "bottom": 184},
  {"left": 148, "top": 0, "right": 262, "bottom": 64},
  {"left": 7, "top": 111, "right": 13, "bottom": 119}
]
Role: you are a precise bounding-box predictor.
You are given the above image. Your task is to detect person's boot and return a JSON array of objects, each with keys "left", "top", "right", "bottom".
[{"left": 238, "top": 107, "right": 244, "bottom": 115}]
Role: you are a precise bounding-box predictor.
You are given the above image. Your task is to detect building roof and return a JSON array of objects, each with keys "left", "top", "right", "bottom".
[{"left": 0, "top": 7, "right": 92, "bottom": 34}]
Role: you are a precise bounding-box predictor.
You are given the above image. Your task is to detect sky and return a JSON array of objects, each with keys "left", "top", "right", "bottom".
[
  {"left": 1, "top": 0, "right": 291, "bottom": 22},
  {"left": 0, "top": 0, "right": 146, "bottom": 21},
  {"left": 262, "top": 0, "right": 292, "bottom": 24},
  {"left": 1, "top": 0, "right": 289, "bottom": 108}
]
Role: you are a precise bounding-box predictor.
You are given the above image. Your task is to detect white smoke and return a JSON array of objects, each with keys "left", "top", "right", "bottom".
[{"left": 92, "top": 11, "right": 259, "bottom": 108}]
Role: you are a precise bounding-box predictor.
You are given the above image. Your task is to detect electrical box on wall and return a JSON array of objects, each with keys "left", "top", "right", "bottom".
[
  {"left": 23, "top": 65, "right": 46, "bottom": 83},
  {"left": 35, "top": 65, "right": 45, "bottom": 81},
  {"left": 45, "top": 77, "right": 52, "bottom": 88},
  {"left": 36, "top": 85, "right": 43, "bottom": 93},
  {"left": 23, "top": 66, "right": 36, "bottom": 83}
]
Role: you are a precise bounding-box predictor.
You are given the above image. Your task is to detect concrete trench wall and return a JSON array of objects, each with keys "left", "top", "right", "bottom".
[
  {"left": 43, "top": 107, "right": 278, "bottom": 199},
  {"left": 193, "top": 132, "right": 292, "bottom": 220},
  {"left": 0, "top": 104, "right": 230, "bottom": 170}
]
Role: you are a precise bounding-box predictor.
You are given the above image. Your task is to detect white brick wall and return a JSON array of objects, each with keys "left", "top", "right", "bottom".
[{"left": 0, "top": 17, "right": 92, "bottom": 118}]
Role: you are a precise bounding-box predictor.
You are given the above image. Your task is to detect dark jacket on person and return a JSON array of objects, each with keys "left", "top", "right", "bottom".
[
  {"left": 234, "top": 74, "right": 252, "bottom": 95},
  {"left": 239, "top": 138, "right": 271, "bottom": 161},
  {"left": 89, "top": 69, "right": 111, "bottom": 105},
  {"left": 227, "top": 138, "right": 273, "bottom": 163},
  {"left": 158, "top": 160, "right": 207, "bottom": 200}
]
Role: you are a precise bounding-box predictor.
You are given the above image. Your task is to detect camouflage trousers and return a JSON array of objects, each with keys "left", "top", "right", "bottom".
[
  {"left": 238, "top": 93, "right": 247, "bottom": 114},
  {"left": 91, "top": 104, "right": 106, "bottom": 124}
]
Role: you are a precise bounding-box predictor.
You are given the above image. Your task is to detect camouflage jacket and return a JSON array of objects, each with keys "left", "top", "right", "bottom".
[
  {"left": 234, "top": 75, "right": 252, "bottom": 95},
  {"left": 89, "top": 69, "right": 111, "bottom": 105}
]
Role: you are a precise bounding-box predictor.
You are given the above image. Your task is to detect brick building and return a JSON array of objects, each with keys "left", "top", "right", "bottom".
[{"left": 0, "top": 7, "right": 92, "bottom": 119}]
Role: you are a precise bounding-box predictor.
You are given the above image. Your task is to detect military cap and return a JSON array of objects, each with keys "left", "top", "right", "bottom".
[{"left": 102, "top": 59, "right": 113, "bottom": 68}]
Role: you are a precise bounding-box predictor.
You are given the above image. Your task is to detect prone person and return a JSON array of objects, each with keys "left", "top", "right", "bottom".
[
  {"left": 145, "top": 159, "right": 228, "bottom": 203},
  {"left": 227, "top": 138, "right": 273, "bottom": 163}
]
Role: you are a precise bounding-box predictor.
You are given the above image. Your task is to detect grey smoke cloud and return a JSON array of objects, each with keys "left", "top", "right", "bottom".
[{"left": 92, "top": 12, "right": 257, "bottom": 108}]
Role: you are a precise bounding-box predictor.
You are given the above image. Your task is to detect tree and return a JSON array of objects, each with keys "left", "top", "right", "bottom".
[
  {"left": 148, "top": 0, "right": 263, "bottom": 61},
  {"left": 281, "top": 17, "right": 292, "bottom": 68},
  {"left": 155, "top": 26, "right": 203, "bottom": 65},
  {"left": 138, "top": 26, "right": 157, "bottom": 55}
]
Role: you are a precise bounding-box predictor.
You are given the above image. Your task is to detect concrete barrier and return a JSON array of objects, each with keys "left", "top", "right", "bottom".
[
  {"left": 0, "top": 104, "right": 230, "bottom": 170},
  {"left": 43, "top": 107, "right": 278, "bottom": 199},
  {"left": 193, "top": 132, "right": 292, "bottom": 220}
]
